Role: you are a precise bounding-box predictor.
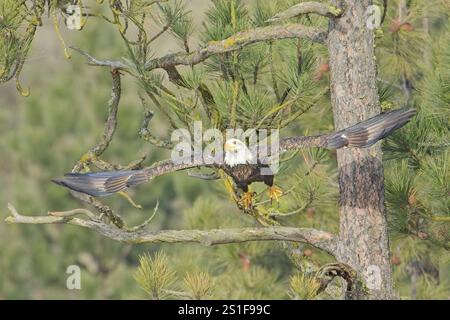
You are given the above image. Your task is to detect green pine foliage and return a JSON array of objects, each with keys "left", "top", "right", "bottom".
[
  {"left": 134, "top": 251, "right": 177, "bottom": 299},
  {"left": 378, "top": 0, "right": 450, "bottom": 299}
]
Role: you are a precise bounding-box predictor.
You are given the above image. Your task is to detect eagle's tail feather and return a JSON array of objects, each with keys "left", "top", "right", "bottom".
[{"left": 327, "top": 108, "right": 416, "bottom": 149}]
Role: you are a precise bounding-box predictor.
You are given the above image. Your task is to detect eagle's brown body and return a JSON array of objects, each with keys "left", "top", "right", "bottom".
[{"left": 222, "top": 164, "right": 274, "bottom": 192}]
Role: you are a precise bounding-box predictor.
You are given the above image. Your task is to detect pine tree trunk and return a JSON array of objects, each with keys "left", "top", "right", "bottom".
[{"left": 328, "top": 0, "right": 395, "bottom": 299}]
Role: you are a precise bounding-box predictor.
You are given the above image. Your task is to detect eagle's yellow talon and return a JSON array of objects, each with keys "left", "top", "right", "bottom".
[
  {"left": 268, "top": 186, "right": 283, "bottom": 203},
  {"left": 241, "top": 192, "right": 254, "bottom": 210}
]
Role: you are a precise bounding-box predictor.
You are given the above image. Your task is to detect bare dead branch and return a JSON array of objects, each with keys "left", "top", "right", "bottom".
[
  {"left": 91, "top": 69, "right": 122, "bottom": 155},
  {"left": 148, "top": 23, "right": 171, "bottom": 44},
  {"left": 5, "top": 204, "right": 338, "bottom": 255},
  {"left": 88, "top": 154, "right": 148, "bottom": 171},
  {"left": 138, "top": 96, "right": 174, "bottom": 149},
  {"left": 127, "top": 201, "right": 160, "bottom": 232},
  {"left": 70, "top": 192, "right": 125, "bottom": 228},
  {"left": 267, "top": 2, "right": 343, "bottom": 22},
  {"left": 315, "top": 263, "right": 362, "bottom": 299},
  {"left": 49, "top": 208, "right": 98, "bottom": 220},
  {"left": 72, "top": 69, "right": 122, "bottom": 172},
  {"left": 70, "top": 46, "right": 128, "bottom": 69}
]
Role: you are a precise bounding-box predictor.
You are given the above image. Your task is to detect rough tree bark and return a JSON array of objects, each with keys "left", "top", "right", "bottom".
[{"left": 328, "top": 0, "right": 395, "bottom": 299}]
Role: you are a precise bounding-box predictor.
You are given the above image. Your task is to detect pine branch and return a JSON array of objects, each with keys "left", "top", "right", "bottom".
[
  {"left": 267, "top": 2, "right": 343, "bottom": 22},
  {"left": 5, "top": 204, "right": 338, "bottom": 256},
  {"left": 144, "top": 24, "right": 327, "bottom": 70},
  {"left": 70, "top": 24, "right": 326, "bottom": 74}
]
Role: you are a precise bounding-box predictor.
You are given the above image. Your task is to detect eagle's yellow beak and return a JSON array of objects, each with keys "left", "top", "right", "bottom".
[{"left": 224, "top": 142, "right": 236, "bottom": 152}]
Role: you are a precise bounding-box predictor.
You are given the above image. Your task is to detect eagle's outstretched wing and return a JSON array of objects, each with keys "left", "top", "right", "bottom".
[
  {"left": 52, "top": 170, "right": 145, "bottom": 197},
  {"left": 53, "top": 108, "right": 416, "bottom": 197},
  {"left": 52, "top": 156, "right": 216, "bottom": 197},
  {"left": 280, "top": 107, "right": 417, "bottom": 151}
]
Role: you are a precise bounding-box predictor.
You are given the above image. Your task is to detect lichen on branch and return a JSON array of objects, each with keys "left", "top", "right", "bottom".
[
  {"left": 5, "top": 203, "right": 338, "bottom": 256},
  {"left": 267, "top": 1, "right": 343, "bottom": 22}
]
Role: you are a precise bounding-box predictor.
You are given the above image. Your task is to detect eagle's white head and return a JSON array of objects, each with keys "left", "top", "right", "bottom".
[{"left": 224, "top": 138, "right": 254, "bottom": 167}]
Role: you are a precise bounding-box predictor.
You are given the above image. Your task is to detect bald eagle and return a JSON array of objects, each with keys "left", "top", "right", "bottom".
[
  {"left": 52, "top": 108, "right": 417, "bottom": 208},
  {"left": 222, "top": 138, "right": 280, "bottom": 208}
]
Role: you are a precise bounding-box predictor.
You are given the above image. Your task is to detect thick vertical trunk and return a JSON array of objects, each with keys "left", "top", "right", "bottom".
[{"left": 328, "top": 1, "right": 394, "bottom": 299}]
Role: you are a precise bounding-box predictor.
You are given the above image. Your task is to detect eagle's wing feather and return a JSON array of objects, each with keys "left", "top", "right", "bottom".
[
  {"left": 52, "top": 155, "right": 220, "bottom": 197},
  {"left": 325, "top": 107, "right": 416, "bottom": 148},
  {"left": 52, "top": 171, "right": 135, "bottom": 197},
  {"left": 280, "top": 107, "right": 416, "bottom": 151}
]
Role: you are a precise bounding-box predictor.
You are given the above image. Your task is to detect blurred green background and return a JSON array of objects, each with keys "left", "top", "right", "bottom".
[{"left": 0, "top": 0, "right": 214, "bottom": 299}]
